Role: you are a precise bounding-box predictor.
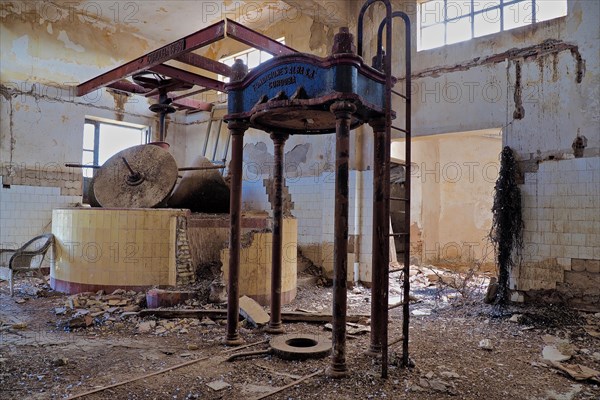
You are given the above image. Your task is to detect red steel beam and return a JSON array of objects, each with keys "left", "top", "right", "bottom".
[
  {"left": 107, "top": 80, "right": 150, "bottom": 94},
  {"left": 148, "top": 64, "right": 226, "bottom": 92},
  {"left": 175, "top": 53, "right": 232, "bottom": 77},
  {"left": 170, "top": 97, "right": 213, "bottom": 111},
  {"left": 226, "top": 18, "right": 296, "bottom": 56},
  {"left": 76, "top": 20, "right": 226, "bottom": 96}
]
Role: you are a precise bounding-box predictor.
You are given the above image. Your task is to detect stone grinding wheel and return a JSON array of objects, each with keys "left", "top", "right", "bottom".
[{"left": 93, "top": 144, "right": 178, "bottom": 208}]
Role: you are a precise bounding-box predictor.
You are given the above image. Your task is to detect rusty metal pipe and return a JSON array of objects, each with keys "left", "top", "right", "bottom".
[
  {"left": 225, "top": 120, "right": 248, "bottom": 346},
  {"left": 328, "top": 101, "right": 356, "bottom": 378},
  {"left": 266, "top": 133, "right": 288, "bottom": 334},
  {"left": 367, "top": 119, "right": 386, "bottom": 356}
]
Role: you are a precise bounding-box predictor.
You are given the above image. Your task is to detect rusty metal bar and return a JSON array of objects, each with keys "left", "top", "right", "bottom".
[
  {"left": 328, "top": 101, "right": 356, "bottom": 378},
  {"left": 175, "top": 52, "right": 232, "bottom": 77},
  {"left": 377, "top": 10, "right": 413, "bottom": 370},
  {"left": 225, "top": 120, "right": 248, "bottom": 346},
  {"left": 178, "top": 165, "right": 224, "bottom": 171},
  {"left": 226, "top": 19, "right": 296, "bottom": 56},
  {"left": 148, "top": 64, "right": 226, "bottom": 92},
  {"left": 266, "top": 133, "right": 289, "bottom": 334},
  {"left": 65, "top": 163, "right": 100, "bottom": 169},
  {"left": 77, "top": 20, "right": 226, "bottom": 96},
  {"left": 367, "top": 119, "right": 386, "bottom": 357},
  {"left": 359, "top": 0, "right": 394, "bottom": 379},
  {"left": 107, "top": 81, "right": 150, "bottom": 94},
  {"left": 171, "top": 87, "right": 211, "bottom": 101}
]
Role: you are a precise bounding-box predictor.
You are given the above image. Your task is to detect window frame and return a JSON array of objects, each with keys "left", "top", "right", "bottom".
[
  {"left": 418, "top": 0, "right": 566, "bottom": 51},
  {"left": 82, "top": 118, "right": 148, "bottom": 176},
  {"left": 218, "top": 37, "right": 285, "bottom": 82}
]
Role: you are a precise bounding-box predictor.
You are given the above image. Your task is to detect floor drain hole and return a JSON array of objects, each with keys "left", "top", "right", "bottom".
[{"left": 285, "top": 338, "right": 318, "bottom": 348}]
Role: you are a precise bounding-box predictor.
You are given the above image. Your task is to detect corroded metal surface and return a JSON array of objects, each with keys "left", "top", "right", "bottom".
[
  {"left": 266, "top": 133, "right": 289, "bottom": 335},
  {"left": 329, "top": 100, "right": 356, "bottom": 378},
  {"left": 93, "top": 145, "right": 178, "bottom": 208},
  {"left": 225, "top": 120, "right": 248, "bottom": 346}
]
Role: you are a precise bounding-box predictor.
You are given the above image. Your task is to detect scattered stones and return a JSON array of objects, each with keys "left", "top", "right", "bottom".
[
  {"left": 146, "top": 289, "right": 197, "bottom": 308},
  {"left": 206, "top": 380, "right": 231, "bottom": 391},
  {"left": 542, "top": 345, "right": 571, "bottom": 362},
  {"left": 51, "top": 357, "right": 68, "bottom": 367},
  {"left": 509, "top": 314, "right": 523, "bottom": 323},
  {"left": 14, "top": 298, "right": 26, "bottom": 304},
  {"left": 479, "top": 339, "right": 493, "bottom": 351},
  {"left": 412, "top": 309, "right": 432, "bottom": 316},
  {"left": 54, "top": 307, "right": 67, "bottom": 315},
  {"left": 208, "top": 280, "right": 227, "bottom": 303},
  {"left": 187, "top": 343, "right": 199, "bottom": 351},
  {"left": 137, "top": 320, "right": 156, "bottom": 333}
]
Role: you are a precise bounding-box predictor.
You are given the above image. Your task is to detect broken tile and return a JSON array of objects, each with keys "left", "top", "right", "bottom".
[{"left": 239, "top": 295, "right": 270, "bottom": 327}]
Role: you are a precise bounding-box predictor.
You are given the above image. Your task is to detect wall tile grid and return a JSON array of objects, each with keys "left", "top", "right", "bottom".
[
  {"left": 239, "top": 169, "right": 377, "bottom": 280},
  {"left": 0, "top": 179, "right": 81, "bottom": 248},
  {"left": 516, "top": 157, "right": 600, "bottom": 291}
]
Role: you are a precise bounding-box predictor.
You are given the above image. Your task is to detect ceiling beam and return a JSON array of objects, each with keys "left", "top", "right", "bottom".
[
  {"left": 226, "top": 18, "right": 296, "bottom": 56},
  {"left": 175, "top": 53, "right": 232, "bottom": 77},
  {"left": 148, "top": 64, "right": 226, "bottom": 93},
  {"left": 77, "top": 20, "right": 226, "bottom": 96}
]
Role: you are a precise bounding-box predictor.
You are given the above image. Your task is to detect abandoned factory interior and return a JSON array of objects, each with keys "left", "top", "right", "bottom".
[{"left": 1, "top": 0, "right": 599, "bottom": 398}]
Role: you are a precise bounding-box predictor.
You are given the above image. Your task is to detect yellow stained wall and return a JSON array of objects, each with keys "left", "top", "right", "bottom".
[
  {"left": 52, "top": 208, "right": 187, "bottom": 287},
  {"left": 221, "top": 218, "right": 298, "bottom": 305}
]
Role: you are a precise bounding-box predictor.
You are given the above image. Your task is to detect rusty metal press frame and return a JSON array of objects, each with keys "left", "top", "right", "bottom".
[{"left": 358, "top": 1, "right": 412, "bottom": 376}]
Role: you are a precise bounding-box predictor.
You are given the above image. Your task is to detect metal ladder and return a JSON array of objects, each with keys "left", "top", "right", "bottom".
[{"left": 358, "top": 1, "right": 412, "bottom": 378}]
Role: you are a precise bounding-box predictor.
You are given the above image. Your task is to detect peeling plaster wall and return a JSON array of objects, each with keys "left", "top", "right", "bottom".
[
  {"left": 0, "top": 2, "right": 189, "bottom": 247},
  {"left": 393, "top": 131, "right": 502, "bottom": 271}
]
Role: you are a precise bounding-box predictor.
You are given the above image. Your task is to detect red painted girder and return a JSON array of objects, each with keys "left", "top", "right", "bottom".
[
  {"left": 76, "top": 20, "right": 226, "bottom": 96},
  {"left": 148, "top": 64, "right": 226, "bottom": 92},
  {"left": 175, "top": 52, "right": 232, "bottom": 77},
  {"left": 225, "top": 18, "right": 296, "bottom": 56}
]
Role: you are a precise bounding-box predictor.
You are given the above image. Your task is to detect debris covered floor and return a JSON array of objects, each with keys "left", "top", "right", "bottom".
[{"left": 1, "top": 271, "right": 599, "bottom": 400}]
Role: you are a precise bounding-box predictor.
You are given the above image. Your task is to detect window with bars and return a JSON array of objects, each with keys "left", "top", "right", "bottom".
[{"left": 418, "top": 0, "right": 567, "bottom": 51}]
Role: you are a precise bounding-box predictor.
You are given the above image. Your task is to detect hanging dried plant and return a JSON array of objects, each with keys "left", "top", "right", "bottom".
[{"left": 490, "top": 146, "right": 524, "bottom": 305}]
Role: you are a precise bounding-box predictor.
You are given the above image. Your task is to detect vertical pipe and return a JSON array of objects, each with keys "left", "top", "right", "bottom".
[
  {"left": 266, "top": 133, "right": 288, "bottom": 334},
  {"left": 329, "top": 100, "right": 356, "bottom": 378},
  {"left": 402, "top": 15, "right": 412, "bottom": 369},
  {"left": 367, "top": 118, "right": 386, "bottom": 356},
  {"left": 225, "top": 120, "right": 248, "bottom": 346}
]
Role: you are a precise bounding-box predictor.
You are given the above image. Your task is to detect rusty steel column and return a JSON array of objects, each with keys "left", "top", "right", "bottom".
[
  {"left": 367, "top": 118, "right": 386, "bottom": 356},
  {"left": 266, "top": 133, "right": 289, "bottom": 334},
  {"left": 328, "top": 100, "right": 356, "bottom": 378},
  {"left": 225, "top": 120, "right": 248, "bottom": 346}
]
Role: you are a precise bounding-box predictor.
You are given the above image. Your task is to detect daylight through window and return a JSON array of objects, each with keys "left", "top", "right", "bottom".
[
  {"left": 218, "top": 38, "right": 285, "bottom": 82},
  {"left": 418, "top": 0, "right": 567, "bottom": 50}
]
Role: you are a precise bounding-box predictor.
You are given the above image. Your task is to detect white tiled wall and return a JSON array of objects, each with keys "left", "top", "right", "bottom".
[
  {"left": 240, "top": 169, "right": 375, "bottom": 275},
  {"left": 515, "top": 156, "right": 600, "bottom": 290},
  {"left": 0, "top": 177, "right": 81, "bottom": 248}
]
